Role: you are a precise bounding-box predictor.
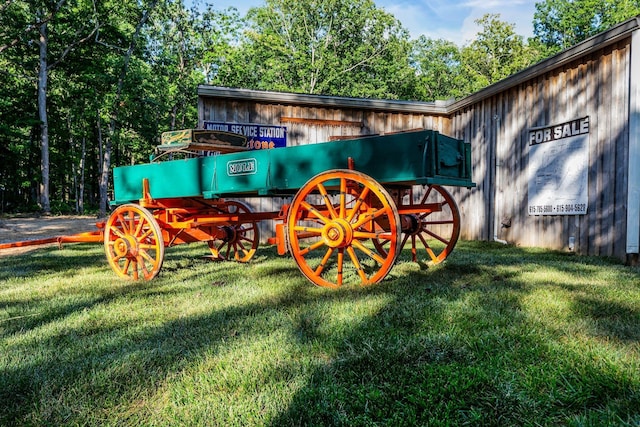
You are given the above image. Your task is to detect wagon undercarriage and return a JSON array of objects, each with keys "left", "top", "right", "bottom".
[{"left": 105, "top": 169, "right": 465, "bottom": 288}]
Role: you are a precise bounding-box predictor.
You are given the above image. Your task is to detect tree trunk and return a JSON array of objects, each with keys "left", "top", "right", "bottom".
[
  {"left": 79, "top": 135, "right": 86, "bottom": 214},
  {"left": 99, "top": 0, "right": 159, "bottom": 217},
  {"left": 38, "top": 19, "right": 50, "bottom": 213},
  {"left": 98, "top": 114, "right": 110, "bottom": 217},
  {"left": 170, "top": 104, "right": 177, "bottom": 130}
]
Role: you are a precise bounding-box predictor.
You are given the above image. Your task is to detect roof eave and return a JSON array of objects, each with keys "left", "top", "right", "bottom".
[
  {"left": 447, "top": 16, "right": 640, "bottom": 112},
  {"left": 197, "top": 86, "right": 451, "bottom": 115}
]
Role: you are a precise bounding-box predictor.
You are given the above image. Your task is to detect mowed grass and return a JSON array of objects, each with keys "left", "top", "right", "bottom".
[{"left": 0, "top": 241, "right": 639, "bottom": 426}]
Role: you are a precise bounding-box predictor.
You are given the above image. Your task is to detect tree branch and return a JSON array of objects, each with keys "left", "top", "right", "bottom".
[
  {"left": 0, "top": 0, "right": 66, "bottom": 54},
  {"left": 47, "top": 23, "right": 100, "bottom": 70},
  {"left": 1, "top": 0, "right": 14, "bottom": 14}
]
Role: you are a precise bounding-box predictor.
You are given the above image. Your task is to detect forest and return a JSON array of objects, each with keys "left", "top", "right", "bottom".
[{"left": 1, "top": 0, "right": 638, "bottom": 216}]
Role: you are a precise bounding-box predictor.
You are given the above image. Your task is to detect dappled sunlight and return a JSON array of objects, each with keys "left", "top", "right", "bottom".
[{"left": 0, "top": 241, "right": 639, "bottom": 424}]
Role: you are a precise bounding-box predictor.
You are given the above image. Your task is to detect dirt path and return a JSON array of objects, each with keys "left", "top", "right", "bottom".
[{"left": 0, "top": 215, "right": 103, "bottom": 256}]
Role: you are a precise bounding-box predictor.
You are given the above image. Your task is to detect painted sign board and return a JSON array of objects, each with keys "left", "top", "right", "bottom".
[
  {"left": 203, "top": 121, "right": 287, "bottom": 149},
  {"left": 527, "top": 117, "right": 590, "bottom": 215}
]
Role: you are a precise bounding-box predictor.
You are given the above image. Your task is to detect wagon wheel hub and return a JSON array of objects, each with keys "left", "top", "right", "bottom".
[
  {"left": 401, "top": 214, "right": 421, "bottom": 235},
  {"left": 221, "top": 225, "right": 237, "bottom": 243},
  {"left": 114, "top": 235, "right": 138, "bottom": 257},
  {"left": 322, "top": 218, "right": 354, "bottom": 248}
]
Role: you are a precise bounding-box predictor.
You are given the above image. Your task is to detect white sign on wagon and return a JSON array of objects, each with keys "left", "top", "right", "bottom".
[{"left": 527, "top": 117, "right": 590, "bottom": 215}]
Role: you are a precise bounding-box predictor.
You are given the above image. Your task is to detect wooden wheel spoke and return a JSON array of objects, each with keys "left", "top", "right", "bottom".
[
  {"left": 138, "top": 249, "right": 156, "bottom": 264},
  {"left": 423, "top": 228, "right": 451, "bottom": 245},
  {"left": 420, "top": 186, "right": 434, "bottom": 204},
  {"left": 352, "top": 240, "right": 385, "bottom": 265},
  {"left": 339, "top": 178, "right": 347, "bottom": 218},
  {"left": 112, "top": 253, "right": 125, "bottom": 262},
  {"left": 131, "top": 259, "right": 139, "bottom": 280},
  {"left": 299, "top": 240, "right": 326, "bottom": 256},
  {"left": 353, "top": 231, "right": 381, "bottom": 239},
  {"left": 121, "top": 258, "right": 131, "bottom": 274},
  {"left": 336, "top": 249, "right": 344, "bottom": 286},
  {"left": 300, "top": 201, "right": 331, "bottom": 224},
  {"left": 346, "top": 186, "right": 370, "bottom": 222},
  {"left": 115, "top": 213, "right": 128, "bottom": 233},
  {"left": 138, "top": 228, "right": 154, "bottom": 240},
  {"left": 238, "top": 234, "right": 256, "bottom": 245},
  {"left": 401, "top": 232, "right": 410, "bottom": 250},
  {"left": 422, "top": 219, "right": 455, "bottom": 226},
  {"left": 292, "top": 225, "right": 323, "bottom": 236},
  {"left": 317, "top": 183, "right": 339, "bottom": 219},
  {"left": 137, "top": 256, "right": 151, "bottom": 276},
  {"left": 235, "top": 240, "right": 249, "bottom": 255},
  {"left": 346, "top": 246, "right": 368, "bottom": 282},
  {"left": 353, "top": 207, "right": 392, "bottom": 228},
  {"left": 126, "top": 213, "right": 136, "bottom": 235},
  {"left": 134, "top": 218, "right": 145, "bottom": 237},
  {"left": 314, "top": 247, "right": 335, "bottom": 276},
  {"left": 110, "top": 227, "right": 127, "bottom": 239},
  {"left": 138, "top": 243, "right": 159, "bottom": 250},
  {"left": 418, "top": 233, "right": 439, "bottom": 262}
]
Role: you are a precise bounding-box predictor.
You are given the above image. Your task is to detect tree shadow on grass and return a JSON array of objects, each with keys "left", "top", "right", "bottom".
[
  {"left": 269, "top": 246, "right": 640, "bottom": 426},
  {"left": 0, "top": 242, "right": 639, "bottom": 425}
]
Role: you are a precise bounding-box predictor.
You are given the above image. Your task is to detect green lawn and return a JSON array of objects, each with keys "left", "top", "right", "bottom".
[{"left": 1, "top": 241, "right": 639, "bottom": 426}]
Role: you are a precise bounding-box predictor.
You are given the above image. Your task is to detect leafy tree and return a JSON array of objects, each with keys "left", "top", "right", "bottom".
[
  {"left": 0, "top": 0, "right": 99, "bottom": 213},
  {"left": 145, "top": 2, "right": 242, "bottom": 132},
  {"left": 533, "top": 0, "right": 640, "bottom": 53},
  {"left": 411, "top": 37, "right": 465, "bottom": 102},
  {"left": 460, "top": 14, "right": 539, "bottom": 93},
  {"left": 216, "top": 0, "right": 416, "bottom": 99}
]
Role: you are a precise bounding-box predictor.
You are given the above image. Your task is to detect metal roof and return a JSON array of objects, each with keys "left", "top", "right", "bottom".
[{"left": 197, "top": 86, "right": 453, "bottom": 114}]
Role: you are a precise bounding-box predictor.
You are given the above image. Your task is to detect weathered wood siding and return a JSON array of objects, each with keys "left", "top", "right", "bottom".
[
  {"left": 199, "top": 100, "right": 450, "bottom": 142},
  {"left": 450, "top": 39, "right": 631, "bottom": 258},
  {"left": 197, "top": 19, "right": 638, "bottom": 261}
]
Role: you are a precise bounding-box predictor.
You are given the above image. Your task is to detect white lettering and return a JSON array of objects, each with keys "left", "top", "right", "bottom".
[
  {"left": 529, "top": 117, "right": 590, "bottom": 145},
  {"left": 580, "top": 117, "right": 589, "bottom": 134}
]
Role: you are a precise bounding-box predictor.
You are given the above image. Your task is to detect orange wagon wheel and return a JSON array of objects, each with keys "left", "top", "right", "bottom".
[
  {"left": 375, "top": 185, "right": 460, "bottom": 265},
  {"left": 207, "top": 200, "right": 260, "bottom": 262},
  {"left": 410, "top": 185, "right": 460, "bottom": 264},
  {"left": 104, "top": 204, "right": 165, "bottom": 280},
  {"left": 287, "top": 169, "right": 401, "bottom": 289}
]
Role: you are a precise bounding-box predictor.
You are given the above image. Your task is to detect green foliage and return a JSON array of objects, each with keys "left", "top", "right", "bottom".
[
  {"left": 216, "top": 0, "right": 416, "bottom": 99},
  {"left": 0, "top": 242, "right": 639, "bottom": 425},
  {"left": 411, "top": 37, "right": 465, "bottom": 101},
  {"left": 0, "top": 0, "right": 634, "bottom": 212},
  {"left": 460, "top": 14, "right": 541, "bottom": 93},
  {"left": 533, "top": 0, "right": 640, "bottom": 53},
  {"left": 412, "top": 14, "right": 542, "bottom": 101},
  {"left": 0, "top": 0, "right": 224, "bottom": 212}
]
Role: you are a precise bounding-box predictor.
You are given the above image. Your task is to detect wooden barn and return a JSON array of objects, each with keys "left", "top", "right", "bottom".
[{"left": 197, "top": 16, "right": 640, "bottom": 264}]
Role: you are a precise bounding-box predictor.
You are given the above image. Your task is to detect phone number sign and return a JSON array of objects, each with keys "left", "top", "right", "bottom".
[{"left": 527, "top": 117, "right": 590, "bottom": 216}]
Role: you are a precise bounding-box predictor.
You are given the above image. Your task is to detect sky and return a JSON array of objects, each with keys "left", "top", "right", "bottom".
[{"left": 195, "top": 0, "right": 539, "bottom": 45}]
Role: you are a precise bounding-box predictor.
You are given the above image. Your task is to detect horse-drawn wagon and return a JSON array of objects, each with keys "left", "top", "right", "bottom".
[
  {"left": 1, "top": 128, "right": 473, "bottom": 288},
  {"left": 104, "top": 128, "right": 473, "bottom": 288}
]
